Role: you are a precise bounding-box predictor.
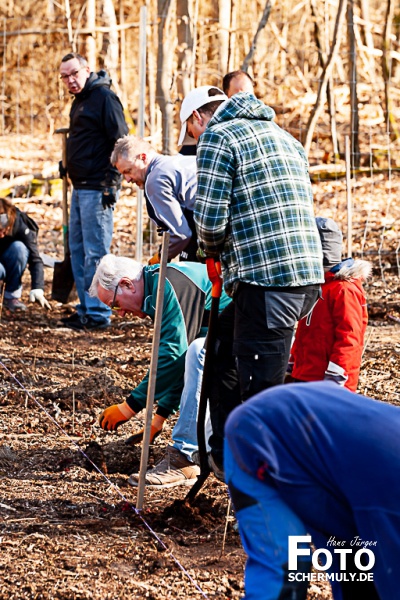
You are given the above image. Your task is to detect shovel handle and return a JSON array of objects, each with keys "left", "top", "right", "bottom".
[
  {"left": 186, "top": 261, "right": 222, "bottom": 504},
  {"left": 56, "top": 128, "right": 70, "bottom": 255}
]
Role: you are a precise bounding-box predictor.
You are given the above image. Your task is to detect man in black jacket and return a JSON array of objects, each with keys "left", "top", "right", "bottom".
[{"left": 59, "top": 53, "right": 128, "bottom": 331}]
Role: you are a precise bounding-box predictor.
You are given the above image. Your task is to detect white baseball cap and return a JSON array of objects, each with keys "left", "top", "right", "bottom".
[{"left": 178, "top": 86, "right": 228, "bottom": 146}]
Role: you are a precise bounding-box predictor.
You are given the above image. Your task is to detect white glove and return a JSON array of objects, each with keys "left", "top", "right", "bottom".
[
  {"left": 29, "top": 289, "right": 51, "bottom": 310},
  {"left": 324, "top": 361, "right": 347, "bottom": 386}
]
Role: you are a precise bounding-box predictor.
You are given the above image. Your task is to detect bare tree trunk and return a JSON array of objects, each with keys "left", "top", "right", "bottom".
[
  {"left": 157, "top": 0, "right": 175, "bottom": 154},
  {"left": 119, "top": 0, "right": 127, "bottom": 105},
  {"left": 47, "top": 0, "right": 55, "bottom": 20},
  {"left": 228, "top": 0, "right": 237, "bottom": 72},
  {"left": 176, "top": 0, "right": 194, "bottom": 98},
  {"left": 382, "top": 0, "right": 399, "bottom": 140},
  {"left": 191, "top": 0, "right": 199, "bottom": 84},
  {"left": 147, "top": 0, "right": 158, "bottom": 143},
  {"left": 241, "top": 0, "right": 275, "bottom": 72},
  {"left": 269, "top": 20, "right": 313, "bottom": 93},
  {"left": 64, "top": 0, "right": 75, "bottom": 51},
  {"left": 358, "top": 0, "right": 376, "bottom": 83},
  {"left": 303, "top": 0, "right": 347, "bottom": 156},
  {"left": 86, "top": 0, "right": 97, "bottom": 70},
  {"left": 219, "top": 0, "right": 231, "bottom": 76},
  {"left": 347, "top": 0, "right": 360, "bottom": 168},
  {"left": 310, "top": 0, "right": 340, "bottom": 159},
  {"left": 118, "top": 0, "right": 134, "bottom": 132},
  {"left": 100, "top": 0, "right": 122, "bottom": 97}
]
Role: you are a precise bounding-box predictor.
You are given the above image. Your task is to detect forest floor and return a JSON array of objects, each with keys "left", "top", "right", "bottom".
[{"left": 1, "top": 136, "right": 400, "bottom": 599}]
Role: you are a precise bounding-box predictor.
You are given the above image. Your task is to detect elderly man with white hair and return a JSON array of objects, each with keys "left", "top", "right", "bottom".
[{"left": 89, "top": 254, "right": 231, "bottom": 488}]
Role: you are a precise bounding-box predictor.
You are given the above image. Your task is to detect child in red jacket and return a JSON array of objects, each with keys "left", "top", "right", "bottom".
[{"left": 288, "top": 217, "right": 371, "bottom": 391}]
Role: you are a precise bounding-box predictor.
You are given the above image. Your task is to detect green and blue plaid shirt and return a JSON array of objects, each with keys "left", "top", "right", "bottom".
[{"left": 194, "top": 93, "right": 324, "bottom": 295}]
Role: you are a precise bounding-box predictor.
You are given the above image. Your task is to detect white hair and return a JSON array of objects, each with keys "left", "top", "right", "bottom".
[{"left": 89, "top": 254, "right": 144, "bottom": 298}]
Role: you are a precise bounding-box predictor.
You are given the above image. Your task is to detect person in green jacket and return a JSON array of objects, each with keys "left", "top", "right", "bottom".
[{"left": 89, "top": 254, "right": 231, "bottom": 452}]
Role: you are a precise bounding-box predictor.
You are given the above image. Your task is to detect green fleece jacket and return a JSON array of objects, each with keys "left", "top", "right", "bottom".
[{"left": 126, "top": 262, "right": 230, "bottom": 417}]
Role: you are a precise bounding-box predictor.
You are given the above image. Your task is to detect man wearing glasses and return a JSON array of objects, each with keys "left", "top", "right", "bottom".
[
  {"left": 88, "top": 253, "right": 232, "bottom": 488},
  {"left": 58, "top": 53, "right": 128, "bottom": 331}
]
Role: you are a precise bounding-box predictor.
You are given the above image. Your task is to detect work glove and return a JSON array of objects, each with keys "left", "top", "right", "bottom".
[
  {"left": 58, "top": 161, "right": 67, "bottom": 179},
  {"left": 324, "top": 361, "right": 347, "bottom": 386},
  {"left": 101, "top": 187, "right": 117, "bottom": 210},
  {"left": 125, "top": 414, "right": 166, "bottom": 446},
  {"left": 29, "top": 289, "right": 51, "bottom": 310},
  {"left": 98, "top": 401, "right": 135, "bottom": 431},
  {"left": 148, "top": 252, "right": 160, "bottom": 265}
]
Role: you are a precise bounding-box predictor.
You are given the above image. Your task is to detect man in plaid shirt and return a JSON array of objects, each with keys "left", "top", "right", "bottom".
[{"left": 178, "top": 86, "right": 324, "bottom": 476}]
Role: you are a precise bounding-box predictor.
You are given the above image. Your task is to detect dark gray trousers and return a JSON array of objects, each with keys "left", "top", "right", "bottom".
[{"left": 208, "top": 282, "right": 321, "bottom": 464}]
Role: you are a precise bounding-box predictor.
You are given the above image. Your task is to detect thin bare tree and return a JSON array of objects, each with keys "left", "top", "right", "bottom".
[
  {"left": 219, "top": 0, "right": 231, "bottom": 76},
  {"left": 310, "top": 0, "right": 340, "bottom": 159},
  {"left": 157, "top": 0, "right": 175, "bottom": 154},
  {"left": 382, "top": 0, "right": 399, "bottom": 140},
  {"left": 100, "top": 0, "right": 122, "bottom": 98},
  {"left": 303, "top": 0, "right": 347, "bottom": 157},
  {"left": 347, "top": 0, "right": 360, "bottom": 168},
  {"left": 176, "top": 0, "right": 195, "bottom": 98},
  {"left": 86, "top": 0, "right": 96, "bottom": 70},
  {"left": 241, "top": 0, "right": 275, "bottom": 73},
  {"left": 64, "top": 0, "right": 75, "bottom": 51},
  {"left": 358, "top": 0, "right": 376, "bottom": 83}
]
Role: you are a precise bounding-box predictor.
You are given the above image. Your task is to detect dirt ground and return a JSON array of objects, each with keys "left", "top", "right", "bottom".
[{"left": 1, "top": 151, "right": 400, "bottom": 598}]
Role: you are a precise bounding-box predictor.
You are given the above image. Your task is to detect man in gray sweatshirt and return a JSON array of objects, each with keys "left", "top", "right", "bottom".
[{"left": 111, "top": 135, "right": 198, "bottom": 263}]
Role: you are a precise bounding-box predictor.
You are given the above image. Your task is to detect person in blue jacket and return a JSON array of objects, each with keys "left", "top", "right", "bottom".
[{"left": 224, "top": 381, "right": 400, "bottom": 600}]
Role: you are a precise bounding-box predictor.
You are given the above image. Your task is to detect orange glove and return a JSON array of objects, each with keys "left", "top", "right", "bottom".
[
  {"left": 148, "top": 252, "right": 160, "bottom": 265},
  {"left": 98, "top": 401, "right": 135, "bottom": 431}
]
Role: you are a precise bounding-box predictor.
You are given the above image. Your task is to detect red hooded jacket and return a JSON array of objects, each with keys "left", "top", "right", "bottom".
[{"left": 290, "top": 259, "right": 371, "bottom": 391}]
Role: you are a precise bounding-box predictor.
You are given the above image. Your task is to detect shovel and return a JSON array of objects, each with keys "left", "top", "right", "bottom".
[
  {"left": 136, "top": 232, "right": 170, "bottom": 510},
  {"left": 52, "top": 128, "right": 74, "bottom": 304},
  {"left": 186, "top": 258, "right": 222, "bottom": 504}
]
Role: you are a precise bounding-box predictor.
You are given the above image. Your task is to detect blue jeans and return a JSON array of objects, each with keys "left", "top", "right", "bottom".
[
  {"left": 0, "top": 241, "right": 29, "bottom": 298},
  {"left": 172, "top": 337, "right": 212, "bottom": 461},
  {"left": 224, "top": 437, "right": 311, "bottom": 600},
  {"left": 69, "top": 188, "right": 115, "bottom": 323}
]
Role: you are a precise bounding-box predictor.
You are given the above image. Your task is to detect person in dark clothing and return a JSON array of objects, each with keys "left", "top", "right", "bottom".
[
  {"left": 0, "top": 198, "right": 50, "bottom": 312},
  {"left": 222, "top": 70, "right": 255, "bottom": 97},
  {"left": 58, "top": 52, "right": 128, "bottom": 331}
]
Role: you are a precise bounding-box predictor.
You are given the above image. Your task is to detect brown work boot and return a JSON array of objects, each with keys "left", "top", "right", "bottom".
[{"left": 128, "top": 446, "right": 200, "bottom": 489}]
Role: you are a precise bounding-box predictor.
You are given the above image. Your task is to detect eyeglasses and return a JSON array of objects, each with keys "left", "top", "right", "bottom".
[
  {"left": 110, "top": 283, "right": 120, "bottom": 311},
  {"left": 59, "top": 67, "right": 85, "bottom": 82}
]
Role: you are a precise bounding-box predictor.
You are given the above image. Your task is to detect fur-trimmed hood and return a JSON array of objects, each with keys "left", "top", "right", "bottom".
[{"left": 329, "top": 257, "right": 372, "bottom": 281}]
